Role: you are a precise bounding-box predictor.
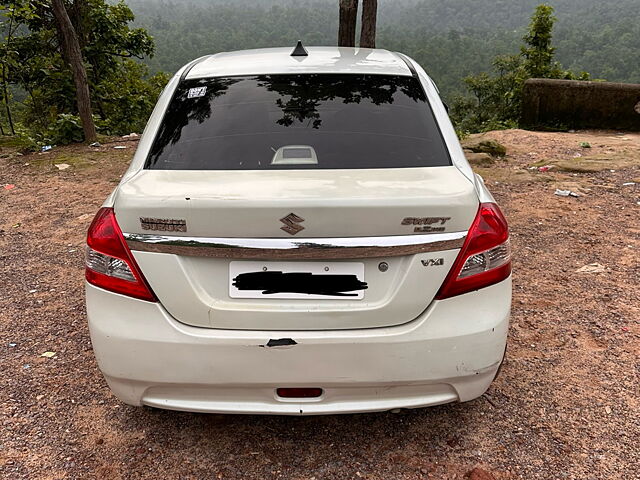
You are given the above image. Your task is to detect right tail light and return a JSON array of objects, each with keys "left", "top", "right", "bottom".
[{"left": 436, "top": 203, "right": 511, "bottom": 299}]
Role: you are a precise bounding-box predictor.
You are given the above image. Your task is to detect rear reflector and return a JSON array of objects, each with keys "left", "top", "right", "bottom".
[
  {"left": 436, "top": 202, "right": 511, "bottom": 299},
  {"left": 85, "top": 208, "right": 156, "bottom": 302},
  {"left": 276, "top": 388, "right": 323, "bottom": 399}
]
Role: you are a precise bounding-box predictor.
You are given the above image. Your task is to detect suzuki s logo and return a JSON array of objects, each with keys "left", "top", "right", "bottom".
[{"left": 280, "top": 213, "right": 305, "bottom": 235}]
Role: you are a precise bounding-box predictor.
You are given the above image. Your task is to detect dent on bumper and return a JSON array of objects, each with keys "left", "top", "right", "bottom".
[{"left": 86, "top": 278, "right": 511, "bottom": 415}]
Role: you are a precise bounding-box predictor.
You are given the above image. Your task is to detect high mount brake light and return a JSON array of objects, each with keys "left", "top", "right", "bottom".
[
  {"left": 85, "top": 208, "right": 156, "bottom": 302},
  {"left": 436, "top": 203, "right": 511, "bottom": 299}
]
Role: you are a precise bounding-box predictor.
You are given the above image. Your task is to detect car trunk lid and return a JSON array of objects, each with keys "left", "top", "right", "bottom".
[{"left": 114, "top": 166, "right": 478, "bottom": 330}]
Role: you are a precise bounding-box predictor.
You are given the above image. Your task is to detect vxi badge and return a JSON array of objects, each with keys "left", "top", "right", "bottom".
[
  {"left": 421, "top": 258, "right": 445, "bottom": 267},
  {"left": 401, "top": 216, "right": 451, "bottom": 233}
]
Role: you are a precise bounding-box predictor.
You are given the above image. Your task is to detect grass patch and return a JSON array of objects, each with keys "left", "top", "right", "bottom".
[
  {"left": 27, "top": 149, "right": 130, "bottom": 171},
  {"left": 0, "top": 135, "right": 33, "bottom": 150},
  {"left": 28, "top": 152, "right": 93, "bottom": 169}
]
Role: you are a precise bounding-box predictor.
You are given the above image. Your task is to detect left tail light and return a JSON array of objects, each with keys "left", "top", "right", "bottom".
[
  {"left": 436, "top": 203, "right": 511, "bottom": 299},
  {"left": 85, "top": 207, "right": 156, "bottom": 302}
]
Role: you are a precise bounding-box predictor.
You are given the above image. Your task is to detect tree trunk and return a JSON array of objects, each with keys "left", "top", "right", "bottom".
[
  {"left": 2, "top": 10, "right": 16, "bottom": 135},
  {"left": 1, "top": 63, "right": 15, "bottom": 135},
  {"left": 338, "top": 0, "right": 358, "bottom": 47},
  {"left": 51, "top": 0, "right": 97, "bottom": 142},
  {"left": 360, "top": 0, "right": 377, "bottom": 48}
]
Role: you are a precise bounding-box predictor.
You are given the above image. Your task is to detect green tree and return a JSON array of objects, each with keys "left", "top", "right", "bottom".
[
  {"left": 521, "top": 4, "right": 557, "bottom": 78},
  {"left": 51, "top": 0, "right": 97, "bottom": 142},
  {"left": 451, "top": 3, "right": 590, "bottom": 134},
  {"left": 0, "top": 0, "right": 167, "bottom": 144}
]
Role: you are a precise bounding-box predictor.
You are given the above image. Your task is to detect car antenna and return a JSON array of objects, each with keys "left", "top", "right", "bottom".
[{"left": 291, "top": 40, "right": 308, "bottom": 57}]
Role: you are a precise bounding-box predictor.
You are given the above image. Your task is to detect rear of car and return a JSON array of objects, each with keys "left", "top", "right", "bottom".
[{"left": 85, "top": 47, "right": 511, "bottom": 415}]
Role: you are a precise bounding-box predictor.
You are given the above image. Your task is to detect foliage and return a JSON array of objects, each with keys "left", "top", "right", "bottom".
[
  {"left": 124, "top": 0, "right": 640, "bottom": 99},
  {"left": 450, "top": 54, "right": 526, "bottom": 134},
  {"left": 521, "top": 4, "right": 557, "bottom": 78},
  {"left": 12, "top": 113, "right": 92, "bottom": 148},
  {"left": 452, "top": 4, "right": 591, "bottom": 134},
  {"left": 95, "top": 60, "right": 169, "bottom": 135},
  {"left": 3, "top": 0, "right": 640, "bottom": 140},
  {"left": 11, "top": 123, "right": 43, "bottom": 151},
  {"left": 0, "top": 0, "right": 166, "bottom": 141},
  {"left": 47, "top": 113, "right": 84, "bottom": 144}
]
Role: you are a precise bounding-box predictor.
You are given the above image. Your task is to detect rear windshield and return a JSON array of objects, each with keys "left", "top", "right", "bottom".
[{"left": 145, "top": 74, "right": 451, "bottom": 170}]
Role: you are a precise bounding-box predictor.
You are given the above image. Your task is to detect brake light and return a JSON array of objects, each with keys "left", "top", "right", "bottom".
[
  {"left": 85, "top": 207, "right": 156, "bottom": 302},
  {"left": 436, "top": 203, "right": 511, "bottom": 299},
  {"left": 276, "top": 388, "right": 323, "bottom": 399}
]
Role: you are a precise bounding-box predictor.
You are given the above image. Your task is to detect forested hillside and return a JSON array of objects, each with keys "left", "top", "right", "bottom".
[
  {"left": 128, "top": 0, "right": 640, "bottom": 100},
  {"left": 1, "top": 0, "right": 638, "bottom": 144}
]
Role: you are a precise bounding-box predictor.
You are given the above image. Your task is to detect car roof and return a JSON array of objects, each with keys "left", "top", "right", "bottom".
[{"left": 185, "top": 46, "right": 413, "bottom": 79}]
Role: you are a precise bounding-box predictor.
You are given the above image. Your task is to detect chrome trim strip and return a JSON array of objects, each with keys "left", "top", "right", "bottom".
[{"left": 123, "top": 231, "right": 466, "bottom": 260}]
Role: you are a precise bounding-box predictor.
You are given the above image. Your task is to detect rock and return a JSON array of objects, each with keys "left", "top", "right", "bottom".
[
  {"left": 554, "top": 189, "right": 580, "bottom": 198},
  {"left": 462, "top": 139, "right": 507, "bottom": 157},
  {"left": 465, "top": 152, "right": 496, "bottom": 167},
  {"left": 55, "top": 163, "right": 71, "bottom": 170},
  {"left": 576, "top": 263, "right": 605, "bottom": 273},
  {"left": 467, "top": 467, "right": 496, "bottom": 480}
]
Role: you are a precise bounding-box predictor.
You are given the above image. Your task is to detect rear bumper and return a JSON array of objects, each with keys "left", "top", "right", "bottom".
[{"left": 86, "top": 277, "right": 511, "bottom": 415}]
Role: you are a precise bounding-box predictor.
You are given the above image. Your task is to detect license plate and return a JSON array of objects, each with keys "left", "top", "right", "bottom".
[{"left": 229, "top": 261, "right": 366, "bottom": 300}]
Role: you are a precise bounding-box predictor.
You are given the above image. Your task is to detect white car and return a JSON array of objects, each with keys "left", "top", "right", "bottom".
[{"left": 85, "top": 45, "right": 511, "bottom": 415}]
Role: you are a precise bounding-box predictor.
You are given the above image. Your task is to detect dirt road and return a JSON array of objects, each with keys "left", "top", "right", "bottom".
[{"left": 1, "top": 130, "right": 639, "bottom": 479}]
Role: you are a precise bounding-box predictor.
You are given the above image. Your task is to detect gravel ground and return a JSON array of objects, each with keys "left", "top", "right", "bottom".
[{"left": 1, "top": 131, "right": 639, "bottom": 479}]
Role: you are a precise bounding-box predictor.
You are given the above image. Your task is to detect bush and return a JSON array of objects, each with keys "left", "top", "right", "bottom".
[
  {"left": 94, "top": 61, "right": 169, "bottom": 136},
  {"left": 47, "top": 114, "right": 84, "bottom": 145},
  {"left": 13, "top": 114, "right": 88, "bottom": 150},
  {"left": 452, "top": 4, "right": 591, "bottom": 133},
  {"left": 8, "top": 124, "right": 42, "bottom": 152}
]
